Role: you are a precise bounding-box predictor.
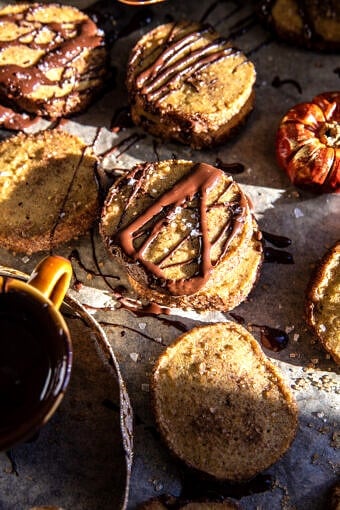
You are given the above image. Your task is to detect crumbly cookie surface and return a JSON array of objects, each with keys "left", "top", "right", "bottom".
[
  {"left": 152, "top": 322, "right": 298, "bottom": 481},
  {"left": 0, "top": 129, "right": 99, "bottom": 254},
  {"left": 100, "top": 160, "right": 263, "bottom": 311},
  {"left": 0, "top": 3, "right": 107, "bottom": 119},
  {"left": 126, "top": 21, "right": 256, "bottom": 149},
  {"left": 306, "top": 241, "right": 340, "bottom": 364},
  {"left": 258, "top": 0, "right": 340, "bottom": 52}
]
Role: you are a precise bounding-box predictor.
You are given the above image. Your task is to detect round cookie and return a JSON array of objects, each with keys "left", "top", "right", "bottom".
[
  {"left": 138, "top": 498, "right": 240, "bottom": 509},
  {"left": 0, "top": 129, "right": 99, "bottom": 254},
  {"left": 276, "top": 91, "right": 340, "bottom": 194},
  {"left": 0, "top": 3, "right": 107, "bottom": 120},
  {"left": 126, "top": 21, "right": 256, "bottom": 149},
  {"left": 306, "top": 241, "right": 340, "bottom": 364},
  {"left": 258, "top": 0, "right": 340, "bottom": 52},
  {"left": 151, "top": 322, "right": 298, "bottom": 482},
  {"left": 100, "top": 160, "right": 263, "bottom": 312}
]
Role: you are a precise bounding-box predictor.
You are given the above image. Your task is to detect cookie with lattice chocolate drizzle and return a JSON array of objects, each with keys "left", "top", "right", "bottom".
[
  {"left": 0, "top": 3, "right": 107, "bottom": 120},
  {"left": 100, "top": 160, "right": 263, "bottom": 312}
]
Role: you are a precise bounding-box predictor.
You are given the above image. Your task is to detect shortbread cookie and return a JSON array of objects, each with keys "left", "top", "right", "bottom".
[
  {"left": 0, "top": 3, "right": 107, "bottom": 120},
  {"left": 138, "top": 497, "right": 240, "bottom": 509},
  {"left": 126, "top": 21, "right": 256, "bottom": 149},
  {"left": 258, "top": 0, "right": 340, "bottom": 52},
  {"left": 276, "top": 92, "right": 340, "bottom": 194},
  {"left": 152, "top": 322, "right": 298, "bottom": 481},
  {"left": 0, "top": 129, "right": 99, "bottom": 254},
  {"left": 100, "top": 160, "right": 263, "bottom": 312},
  {"left": 306, "top": 241, "right": 340, "bottom": 364}
]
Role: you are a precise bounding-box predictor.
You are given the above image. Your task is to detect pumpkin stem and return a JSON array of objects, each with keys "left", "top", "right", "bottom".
[{"left": 319, "top": 121, "right": 340, "bottom": 148}]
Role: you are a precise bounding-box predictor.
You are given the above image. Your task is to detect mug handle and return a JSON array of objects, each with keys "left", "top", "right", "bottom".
[{"left": 27, "top": 255, "right": 72, "bottom": 310}]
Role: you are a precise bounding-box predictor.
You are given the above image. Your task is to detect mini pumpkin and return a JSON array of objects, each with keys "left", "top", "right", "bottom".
[{"left": 276, "top": 91, "right": 340, "bottom": 193}]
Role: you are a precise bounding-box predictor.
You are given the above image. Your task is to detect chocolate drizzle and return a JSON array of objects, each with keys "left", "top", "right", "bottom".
[
  {"left": 272, "top": 75, "right": 302, "bottom": 94},
  {"left": 110, "top": 106, "right": 134, "bottom": 132},
  {"left": 264, "top": 247, "right": 294, "bottom": 264},
  {"left": 0, "top": 4, "right": 105, "bottom": 123},
  {"left": 49, "top": 145, "right": 89, "bottom": 251},
  {"left": 262, "top": 231, "right": 294, "bottom": 264},
  {"left": 252, "top": 324, "right": 289, "bottom": 352},
  {"left": 110, "top": 162, "right": 247, "bottom": 296},
  {"left": 0, "top": 105, "right": 40, "bottom": 131},
  {"left": 262, "top": 231, "right": 291, "bottom": 248},
  {"left": 134, "top": 22, "right": 238, "bottom": 104},
  {"left": 215, "top": 158, "right": 245, "bottom": 175},
  {"left": 258, "top": 0, "right": 340, "bottom": 51}
]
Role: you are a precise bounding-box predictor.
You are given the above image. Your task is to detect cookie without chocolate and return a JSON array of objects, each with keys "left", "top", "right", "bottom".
[
  {"left": 306, "top": 241, "right": 340, "bottom": 364},
  {"left": 152, "top": 322, "right": 298, "bottom": 481}
]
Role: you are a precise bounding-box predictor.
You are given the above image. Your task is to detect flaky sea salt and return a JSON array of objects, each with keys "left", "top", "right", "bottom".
[
  {"left": 293, "top": 207, "right": 304, "bottom": 218},
  {"left": 138, "top": 322, "right": 147, "bottom": 330},
  {"left": 130, "top": 352, "right": 139, "bottom": 362}
]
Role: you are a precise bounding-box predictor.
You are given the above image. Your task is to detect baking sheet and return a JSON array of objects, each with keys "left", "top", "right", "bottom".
[
  {"left": 0, "top": 266, "right": 132, "bottom": 510},
  {"left": 0, "top": 0, "right": 339, "bottom": 509}
]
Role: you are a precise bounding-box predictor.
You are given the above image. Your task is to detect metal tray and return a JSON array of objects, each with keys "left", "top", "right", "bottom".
[{"left": 0, "top": 1, "right": 339, "bottom": 509}]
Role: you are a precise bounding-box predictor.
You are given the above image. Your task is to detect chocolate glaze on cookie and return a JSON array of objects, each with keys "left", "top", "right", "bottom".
[
  {"left": 101, "top": 159, "right": 263, "bottom": 312},
  {"left": 127, "top": 21, "right": 256, "bottom": 149},
  {"left": 133, "top": 23, "right": 238, "bottom": 104},
  {"left": 114, "top": 163, "right": 247, "bottom": 296},
  {"left": 0, "top": 3, "right": 107, "bottom": 120},
  {"left": 258, "top": 0, "right": 340, "bottom": 52}
]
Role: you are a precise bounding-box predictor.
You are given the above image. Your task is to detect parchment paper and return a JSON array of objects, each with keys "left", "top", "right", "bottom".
[{"left": 0, "top": 0, "right": 339, "bottom": 509}]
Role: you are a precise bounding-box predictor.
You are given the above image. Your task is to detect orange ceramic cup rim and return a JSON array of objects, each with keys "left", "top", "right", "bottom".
[
  {"left": 0, "top": 255, "right": 73, "bottom": 451},
  {"left": 117, "top": 0, "right": 166, "bottom": 4}
]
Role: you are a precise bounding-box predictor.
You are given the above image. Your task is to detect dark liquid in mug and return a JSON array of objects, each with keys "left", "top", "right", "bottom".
[{"left": 0, "top": 290, "right": 62, "bottom": 431}]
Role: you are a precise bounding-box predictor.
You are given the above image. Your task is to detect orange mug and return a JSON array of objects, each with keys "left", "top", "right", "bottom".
[
  {"left": 0, "top": 255, "right": 73, "bottom": 451},
  {"left": 117, "top": 0, "right": 166, "bottom": 4}
]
